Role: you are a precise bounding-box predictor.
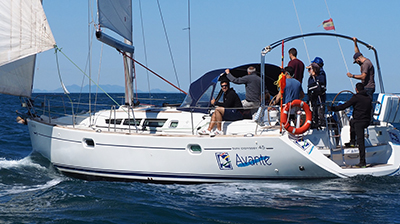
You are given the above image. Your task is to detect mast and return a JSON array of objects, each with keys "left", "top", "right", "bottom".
[
  {"left": 123, "top": 40, "right": 134, "bottom": 106},
  {"left": 96, "top": 0, "right": 134, "bottom": 105}
]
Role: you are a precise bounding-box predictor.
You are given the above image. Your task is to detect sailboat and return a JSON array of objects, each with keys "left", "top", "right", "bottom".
[{"left": 3, "top": 0, "right": 400, "bottom": 183}]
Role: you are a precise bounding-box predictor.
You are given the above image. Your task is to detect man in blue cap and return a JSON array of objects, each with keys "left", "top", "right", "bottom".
[{"left": 346, "top": 37, "right": 375, "bottom": 100}]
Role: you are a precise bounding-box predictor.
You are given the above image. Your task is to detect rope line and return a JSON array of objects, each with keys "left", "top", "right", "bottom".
[
  {"left": 54, "top": 45, "right": 122, "bottom": 109},
  {"left": 324, "top": 0, "right": 353, "bottom": 87},
  {"left": 118, "top": 49, "right": 187, "bottom": 94},
  {"left": 292, "top": 0, "right": 310, "bottom": 63},
  {"left": 138, "top": 0, "right": 152, "bottom": 103}
]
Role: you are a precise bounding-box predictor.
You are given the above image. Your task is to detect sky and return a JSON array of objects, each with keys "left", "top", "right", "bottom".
[{"left": 36, "top": 0, "right": 400, "bottom": 94}]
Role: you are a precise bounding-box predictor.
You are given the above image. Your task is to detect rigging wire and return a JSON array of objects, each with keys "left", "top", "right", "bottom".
[
  {"left": 292, "top": 0, "right": 310, "bottom": 63},
  {"left": 94, "top": 43, "right": 104, "bottom": 113},
  {"left": 138, "top": 0, "right": 152, "bottom": 104},
  {"left": 187, "top": 0, "right": 192, "bottom": 85},
  {"left": 186, "top": 0, "right": 194, "bottom": 135},
  {"left": 117, "top": 49, "right": 187, "bottom": 95},
  {"left": 54, "top": 49, "right": 75, "bottom": 123},
  {"left": 324, "top": 0, "right": 353, "bottom": 87},
  {"left": 54, "top": 46, "right": 123, "bottom": 109},
  {"left": 156, "top": 0, "right": 181, "bottom": 89},
  {"left": 75, "top": 1, "right": 96, "bottom": 117},
  {"left": 88, "top": 0, "right": 92, "bottom": 123}
]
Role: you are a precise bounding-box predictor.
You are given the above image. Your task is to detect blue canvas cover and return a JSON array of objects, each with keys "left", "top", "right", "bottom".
[{"left": 178, "top": 63, "right": 281, "bottom": 113}]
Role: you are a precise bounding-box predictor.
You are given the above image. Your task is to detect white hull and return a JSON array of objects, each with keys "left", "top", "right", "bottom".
[{"left": 27, "top": 107, "right": 400, "bottom": 183}]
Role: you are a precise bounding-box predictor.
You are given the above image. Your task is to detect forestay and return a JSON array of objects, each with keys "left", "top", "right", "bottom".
[{"left": 0, "top": 0, "right": 55, "bottom": 97}]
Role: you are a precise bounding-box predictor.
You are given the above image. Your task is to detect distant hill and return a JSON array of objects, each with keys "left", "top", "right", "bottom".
[{"left": 33, "top": 85, "right": 180, "bottom": 93}]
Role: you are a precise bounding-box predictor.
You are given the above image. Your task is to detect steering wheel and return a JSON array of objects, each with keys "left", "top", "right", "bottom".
[{"left": 330, "top": 90, "right": 355, "bottom": 118}]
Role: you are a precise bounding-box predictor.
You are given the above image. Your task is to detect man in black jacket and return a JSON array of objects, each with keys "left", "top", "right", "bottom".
[
  {"left": 199, "top": 81, "right": 243, "bottom": 136},
  {"left": 328, "top": 83, "right": 372, "bottom": 168}
]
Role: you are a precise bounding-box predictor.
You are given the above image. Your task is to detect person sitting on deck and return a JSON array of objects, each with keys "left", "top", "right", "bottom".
[
  {"left": 328, "top": 83, "right": 372, "bottom": 168},
  {"left": 199, "top": 81, "right": 243, "bottom": 136}
]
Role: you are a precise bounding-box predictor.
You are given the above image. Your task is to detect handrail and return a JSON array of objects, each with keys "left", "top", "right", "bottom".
[
  {"left": 261, "top": 32, "right": 384, "bottom": 93},
  {"left": 108, "top": 105, "right": 117, "bottom": 132},
  {"left": 128, "top": 106, "right": 138, "bottom": 133}
]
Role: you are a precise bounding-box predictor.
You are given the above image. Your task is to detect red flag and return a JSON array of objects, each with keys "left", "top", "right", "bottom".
[{"left": 322, "top": 18, "right": 335, "bottom": 30}]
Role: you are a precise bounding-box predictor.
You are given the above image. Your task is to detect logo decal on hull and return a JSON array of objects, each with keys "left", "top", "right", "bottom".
[
  {"left": 236, "top": 154, "right": 272, "bottom": 167},
  {"left": 215, "top": 152, "right": 233, "bottom": 170},
  {"left": 295, "top": 139, "right": 314, "bottom": 154}
]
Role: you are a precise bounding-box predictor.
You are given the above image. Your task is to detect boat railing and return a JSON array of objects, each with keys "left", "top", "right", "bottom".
[
  {"left": 108, "top": 105, "right": 117, "bottom": 132},
  {"left": 106, "top": 105, "right": 139, "bottom": 133},
  {"left": 127, "top": 106, "right": 139, "bottom": 133},
  {"left": 25, "top": 95, "right": 116, "bottom": 125},
  {"left": 28, "top": 94, "right": 71, "bottom": 124}
]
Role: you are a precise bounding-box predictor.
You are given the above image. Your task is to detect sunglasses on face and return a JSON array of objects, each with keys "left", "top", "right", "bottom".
[{"left": 221, "top": 85, "right": 228, "bottom": 88}]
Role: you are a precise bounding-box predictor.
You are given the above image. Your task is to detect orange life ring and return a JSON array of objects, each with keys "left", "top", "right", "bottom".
[{"left": 280, "top": 99, "right": 312, "bottom": 135}]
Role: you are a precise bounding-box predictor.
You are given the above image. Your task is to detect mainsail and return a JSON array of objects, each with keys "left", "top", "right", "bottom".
[
  {"left": 97, "top": 0, "right": 134, "bottom": 105},
  {"left": 96, "top": 0, "right": 134, "bottom": 53},
  {"left": 0, "top": 0, "right": 56, "bottom": 97},
  {"left": 98, "top": 0, "right": 132, "bottom": 42}
]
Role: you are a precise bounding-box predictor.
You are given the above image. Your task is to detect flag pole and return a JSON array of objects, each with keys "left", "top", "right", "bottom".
[{"left": 280, "top": 40, "right": 285, "bottom": 133}]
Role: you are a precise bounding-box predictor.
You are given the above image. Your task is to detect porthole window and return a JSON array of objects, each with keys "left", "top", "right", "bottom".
[
  {"left": 188, "top": 144, "right": 202, "bottom": 153},
  {"left": 83, "top": 138, "right": 95, "bottom": 148},
  {"left": 170, "top": 121, "right": 178, "bottom": 128}
]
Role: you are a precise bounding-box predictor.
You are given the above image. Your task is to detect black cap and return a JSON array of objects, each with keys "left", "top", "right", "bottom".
[{"left": 353, "top": 52, "right": 362, "bottom": 63}]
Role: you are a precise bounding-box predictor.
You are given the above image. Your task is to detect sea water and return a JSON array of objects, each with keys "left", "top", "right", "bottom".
[{"left": 1, "top": 93, "right": 400, "bottom": 223}]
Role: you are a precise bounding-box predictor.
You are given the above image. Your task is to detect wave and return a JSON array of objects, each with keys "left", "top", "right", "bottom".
[
  {"left": 0, "top": 178, "right": 63, "bottom": 197},
  {"left": 0, "top": 156, "right": 66, "bottom": 197},
  {"left": 154, "top": 180, "right": 378, "bottom": 207},
  {"left": 0, "top": 156, "right": 46, "bottom": 170}
]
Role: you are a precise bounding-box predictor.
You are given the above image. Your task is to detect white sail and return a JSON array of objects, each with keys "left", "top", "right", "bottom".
[
  {"left": 98, "top": 0, "right": 132, "bottom": 42},
  {"left": 0, "top": 55, "right": 36, "bottom": 97},
  {"left": 0, "top": 0, "right": 56, "bottom": 97},
  {"left": 98, "top": 0, "right": 134, "bottom": 105}
]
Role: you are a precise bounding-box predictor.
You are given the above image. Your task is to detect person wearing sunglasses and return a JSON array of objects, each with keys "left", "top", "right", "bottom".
[
  {"left": 307, "top": 62, "right": 327, "bottom": 129},
  {"left": 199, "top": 81, "right": 243, "bottom": 136}
]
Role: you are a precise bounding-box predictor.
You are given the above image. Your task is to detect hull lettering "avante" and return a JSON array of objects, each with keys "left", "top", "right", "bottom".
[{"left": 236, "top": 154, "right": 272, "bottom": 167}]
